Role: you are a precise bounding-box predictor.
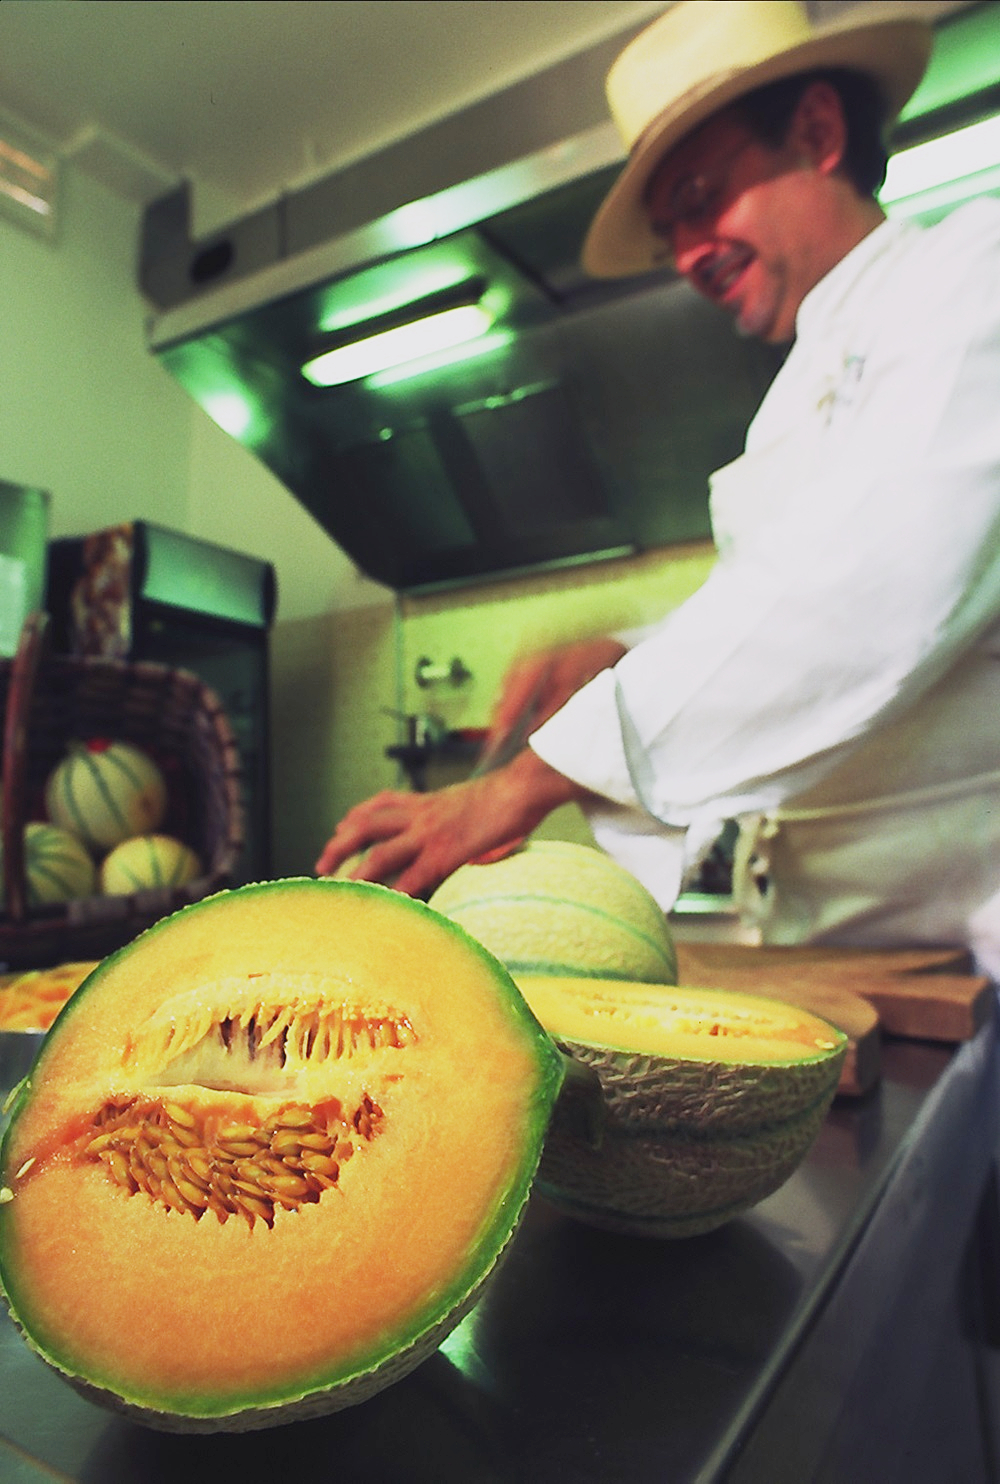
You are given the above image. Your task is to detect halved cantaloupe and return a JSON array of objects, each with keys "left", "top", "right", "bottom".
[
  {"left": 0, "top": 879, "right": 565, "bottom": 1430},
  {"left": 515, "top": 974, "right": 847, "bottom": 1238}
]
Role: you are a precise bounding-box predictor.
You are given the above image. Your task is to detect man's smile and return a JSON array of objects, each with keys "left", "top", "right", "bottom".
[{"left": 691, "top": 244, "right": 756, "bottom": 306}]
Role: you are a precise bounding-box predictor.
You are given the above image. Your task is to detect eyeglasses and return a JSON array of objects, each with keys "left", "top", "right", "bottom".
[{"left": 648, "top": 137, "right": 757, "bottom": 263}]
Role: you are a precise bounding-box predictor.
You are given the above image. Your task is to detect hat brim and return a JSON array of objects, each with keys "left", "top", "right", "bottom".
[{"left": 582, "top": 15, "right": 933, "bottom": 278}]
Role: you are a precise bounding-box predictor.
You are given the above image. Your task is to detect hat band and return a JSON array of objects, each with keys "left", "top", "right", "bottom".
[{"left": 627, "top": 68, "right": 744, "bottom": 159}]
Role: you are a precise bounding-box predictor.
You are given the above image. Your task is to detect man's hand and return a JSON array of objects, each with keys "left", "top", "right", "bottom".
[
  {"left": 316, "top": 636, "right": 624, "bottom": 898},
  {"left": 314, "top": 749, "right": 585, "bottom": 899}
]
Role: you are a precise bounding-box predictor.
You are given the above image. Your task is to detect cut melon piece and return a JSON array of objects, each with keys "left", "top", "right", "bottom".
[
  {"left": 429, "top": 840, "right": 677, "bottom": 983},
  {"left": 0, "top": 879, "right": 564, "bottom": 1430},
  {"left": 515, "top": 974, "right": 847, "bottom": 1238},
  {"left": 0, "top": 961, "right": 99, "bottom": 1032}
]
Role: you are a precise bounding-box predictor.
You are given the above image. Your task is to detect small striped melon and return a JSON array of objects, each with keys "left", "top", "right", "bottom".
[
  {"left": 0, "top": 822, "right": 97, "bottom": 910},
  {"left": 45, "top": 740, "right": 167, "bottom": 853},
  {"left": 516, "top": 974, "right": 847, "bottom": 1238},
  {"left": 99, "top": 834, "right": 202, "bottom": 896},
  {"left": 428, "top": 840, "right": 677, "bottom": 984}
]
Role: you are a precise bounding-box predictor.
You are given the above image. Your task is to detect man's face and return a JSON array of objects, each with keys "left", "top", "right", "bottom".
[{"left": 644, "top": 101, "right": 840, "bottom": 344}]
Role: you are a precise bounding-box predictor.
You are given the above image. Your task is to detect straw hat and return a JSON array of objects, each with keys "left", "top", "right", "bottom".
[{"left": 583, "top": 0, "right": 933, "bottom": 278}]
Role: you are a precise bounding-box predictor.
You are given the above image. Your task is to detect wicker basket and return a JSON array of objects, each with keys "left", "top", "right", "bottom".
[{"left": 0, "top": 612, "right": 244, "bottom": 968}]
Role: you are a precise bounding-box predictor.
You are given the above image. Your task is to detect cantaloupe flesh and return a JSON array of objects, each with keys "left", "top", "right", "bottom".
[
  {"left": 0, "top": 882, "right": 561, "bottom": 1420},
  {"left": 514, "top": 975, "right": 843, "bottom": 1065}
]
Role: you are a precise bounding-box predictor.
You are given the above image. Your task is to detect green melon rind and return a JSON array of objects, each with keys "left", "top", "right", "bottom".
[
  {"left": 50, "top": 748, "right": 131, "bottom": 846},
  {"left": 114, "top": 836, "right": 164, "bottom": 890},
  {"left": 437, "top": 897, "right": 676, "bottom": 981},
  {"left": 58, "top": 1273, "right": 505, "bottom": 1432},
  {"left": 100, "top": 836, "right": 200, "bottom": 895},
  {"left": 0, "top": 878, "right": 565, "bottom": 1430}
]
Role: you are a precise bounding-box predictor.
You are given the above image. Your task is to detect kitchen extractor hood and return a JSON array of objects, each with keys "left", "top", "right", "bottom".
[{"left": 142, "top": 3, "right": 996, "bottom": 593}]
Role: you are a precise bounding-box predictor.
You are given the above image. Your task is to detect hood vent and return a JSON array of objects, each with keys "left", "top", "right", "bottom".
[{"left": 142, "top": 16, "right": 789, "bottom": 592}]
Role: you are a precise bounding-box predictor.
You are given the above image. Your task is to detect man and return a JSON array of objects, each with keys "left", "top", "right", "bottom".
[{"left": 316, "top": 1, "right": 1000, "bottom": 977}]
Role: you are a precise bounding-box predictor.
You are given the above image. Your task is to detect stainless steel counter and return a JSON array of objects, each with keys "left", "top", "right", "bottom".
[{"left": 2, "top": 1018, "right": 999, "bottom": 1483}]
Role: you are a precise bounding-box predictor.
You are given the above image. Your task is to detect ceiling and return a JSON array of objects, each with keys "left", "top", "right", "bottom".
[{"left": 0, "top": 0, "right": 666, "bottom": 234}]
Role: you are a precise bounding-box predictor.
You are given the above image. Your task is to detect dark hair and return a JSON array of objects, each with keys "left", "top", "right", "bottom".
[{"left": 732, "top": 67, "right": 890, "bottom": 197}]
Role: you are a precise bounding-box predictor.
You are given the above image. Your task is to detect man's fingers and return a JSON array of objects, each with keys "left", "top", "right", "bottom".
[{"left": 314, "top": 793, "right": 420, "bottom": 875}]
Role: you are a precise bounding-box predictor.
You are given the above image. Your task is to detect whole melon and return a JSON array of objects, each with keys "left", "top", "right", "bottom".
[
  {"left": 0, "top": 822, "right": 96, "bottom": 909},
  {"left": 45, "top": 740, "right": 167, "bottom": 853},
  {"left": 516, "top": 973, "right": 846, "bottom": 1238},
  {"left": 100, "top": 834, "right": 202, "bottom": 896},
  {"left": 0, "top": 878, "right": 565, "bottom": 1431},
  {"left": 428, "top": 840, "right": 677, "bottom": 984}
]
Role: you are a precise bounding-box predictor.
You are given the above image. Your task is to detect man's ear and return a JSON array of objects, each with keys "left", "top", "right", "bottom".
[{"left": 789, "top": 80, "right": 848, "bottom": 177}]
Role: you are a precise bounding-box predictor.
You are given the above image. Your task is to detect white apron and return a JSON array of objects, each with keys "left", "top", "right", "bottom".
[
  {"left": 732, "top": 772, "right": 1000, "bottom": 978},
  {"left": 710, "top": 427, "right": 1000, "bottom": 979}
]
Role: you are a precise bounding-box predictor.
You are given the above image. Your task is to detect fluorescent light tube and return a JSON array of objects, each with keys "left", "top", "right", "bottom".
[
  {"left": 365, "top": 328, "right": 513, "bottom": 390},
  {"left": 303, "top": 302, "right": 494, "bottom": 387}
]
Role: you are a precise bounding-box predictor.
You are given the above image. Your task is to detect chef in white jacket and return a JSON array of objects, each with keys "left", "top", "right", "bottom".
[{"left": 316, "top": 2, "right": 1000, "bottom": 977}]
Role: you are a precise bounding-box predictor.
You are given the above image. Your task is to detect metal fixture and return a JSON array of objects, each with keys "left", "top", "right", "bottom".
[{"left": 414, "top": 656, "right": 472, "bottom": 689}]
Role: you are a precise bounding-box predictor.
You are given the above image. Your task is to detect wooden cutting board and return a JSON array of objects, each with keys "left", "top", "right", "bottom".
[{"left": 674, "top": 942, "right": 994, "bottom": 1099}]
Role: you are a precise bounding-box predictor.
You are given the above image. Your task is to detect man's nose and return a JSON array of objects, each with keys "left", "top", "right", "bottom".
[{"left": 669, "top": 223, "right": 706, "bottom": 278}]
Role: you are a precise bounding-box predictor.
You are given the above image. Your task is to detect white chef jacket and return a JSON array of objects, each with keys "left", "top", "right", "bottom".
[{"left": 530, "top": 199, "right": 1000, "bottom": 974}]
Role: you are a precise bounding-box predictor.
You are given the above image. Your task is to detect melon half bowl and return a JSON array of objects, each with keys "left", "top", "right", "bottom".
[
  {"left": 516, "top": 974, "right": 847, "bottom": 1238},
  {"left": 0, "top": 879, "right": 566, "bottom": 1432},
  {"left": 429, "top": 840, "right": 847, "bottom": 1239}
]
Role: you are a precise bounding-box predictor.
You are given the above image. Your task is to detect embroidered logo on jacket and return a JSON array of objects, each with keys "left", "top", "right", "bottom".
[{"left": 817, "top": 353, "right": 866, "bottom": 425}]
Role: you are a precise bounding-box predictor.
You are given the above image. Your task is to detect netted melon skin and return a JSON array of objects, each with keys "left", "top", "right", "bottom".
[
  {"left": 537, "top": 1037, "right": 845, "bottom": 1239},
  {"left": 570, "top": 1043, "right": 844, "bottom": 1135},
  {"left": 538, "top": 1075, "right": 833, "bottom": 1239}
]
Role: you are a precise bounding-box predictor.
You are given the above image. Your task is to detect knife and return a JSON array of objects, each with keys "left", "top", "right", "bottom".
[
  {"left": 464, "top": 679, "right": 549, "bottom": 863},
  {"left": 468, "top": 677, "right": 548, "bottom": 778}
]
